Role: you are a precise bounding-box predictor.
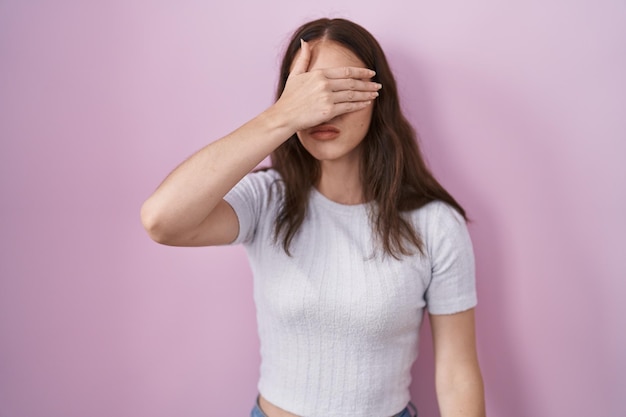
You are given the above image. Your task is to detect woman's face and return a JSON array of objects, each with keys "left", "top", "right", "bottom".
[{"left": 294, "top": 40, "right": 374, "bottom": 167}]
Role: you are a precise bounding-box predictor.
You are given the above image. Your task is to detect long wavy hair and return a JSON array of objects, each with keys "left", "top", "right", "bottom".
[{"left": 270, "top": 18, "right": 466, "bottom": 258}]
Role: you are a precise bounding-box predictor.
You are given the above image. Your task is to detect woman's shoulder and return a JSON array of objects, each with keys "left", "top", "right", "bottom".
[
  {"left": 409, "top": 200, "right": 468, "bottom": 243},
  {"left": 411, "top": 200, "right": 464, "bottom": 222},
  {"left": 238, "top": 168, "right": 284, "bottom": 192},
  {"left": 225, "top": 168, "right": 284, "bottom": 208},
  {"left": 247, "top": 167, "right": 282, "bottom": 182}
]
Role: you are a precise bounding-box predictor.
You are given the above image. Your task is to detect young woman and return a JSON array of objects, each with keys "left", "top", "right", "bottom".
[{"left": 141, "top": 18, "right": 485, "bottom": 417}]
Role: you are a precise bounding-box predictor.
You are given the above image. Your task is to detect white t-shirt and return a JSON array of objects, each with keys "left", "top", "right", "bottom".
[{"left": 224, "top": 169, "right": 477, "bottom": 417}]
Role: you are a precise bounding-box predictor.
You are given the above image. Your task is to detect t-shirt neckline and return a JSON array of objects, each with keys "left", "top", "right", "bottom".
[{"left": 310, "top": 187, "right": 370, "bottom": 215}]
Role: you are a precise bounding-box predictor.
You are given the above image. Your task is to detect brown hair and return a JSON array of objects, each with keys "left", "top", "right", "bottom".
[{"left": 270, "top": 18, "right": 466, "bottom": 258}]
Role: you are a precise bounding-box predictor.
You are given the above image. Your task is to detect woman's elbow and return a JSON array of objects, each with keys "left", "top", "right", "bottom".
[{"left": 140, "top": 200, "right": 174, "bottom": 245}]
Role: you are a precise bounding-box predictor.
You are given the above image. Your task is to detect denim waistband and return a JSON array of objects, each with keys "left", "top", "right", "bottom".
[{"left": 250, "top": 398, "right": 418, "bottom": 417}]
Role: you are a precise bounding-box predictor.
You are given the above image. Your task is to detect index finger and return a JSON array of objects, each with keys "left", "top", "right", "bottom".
[
  {"left": 322, "top": 66, "right": 376, "bottom": 80},
  {"left": 290, "top": 39, "right": 311, "bottom": 76}
]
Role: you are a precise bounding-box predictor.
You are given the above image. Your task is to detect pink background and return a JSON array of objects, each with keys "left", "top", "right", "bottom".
[{"left": 1, "top": 1, "right": 625, "bottom": 416}]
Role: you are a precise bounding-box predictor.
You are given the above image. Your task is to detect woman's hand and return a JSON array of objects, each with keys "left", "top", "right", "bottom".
[{"left": 273, "top": 40, "right": 382, "bottom": 132}]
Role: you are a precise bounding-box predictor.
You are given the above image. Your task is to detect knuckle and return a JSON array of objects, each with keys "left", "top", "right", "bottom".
[{"left": 344, "top": 102, "right": 355, "bottom": 112}]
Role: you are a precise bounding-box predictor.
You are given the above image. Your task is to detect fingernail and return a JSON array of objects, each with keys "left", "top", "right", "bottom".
[
  {"left": 300, "top": 38, "right": 305, "bottom": 47},
  {"left": 376, "top": 83, "right": 382, "bottom": 89}
]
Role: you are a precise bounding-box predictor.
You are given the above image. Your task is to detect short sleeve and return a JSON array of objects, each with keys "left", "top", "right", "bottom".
[
  {"left": 223, "top": 169, "right": 279, "bottom": 245},
  {"left": 424, "top": 202, "right": 477, "bottom": 315}
]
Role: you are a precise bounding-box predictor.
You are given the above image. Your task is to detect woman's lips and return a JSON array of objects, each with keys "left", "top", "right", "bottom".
[{"left": 309, "top": 125, "right": 340, "bottom": 140}]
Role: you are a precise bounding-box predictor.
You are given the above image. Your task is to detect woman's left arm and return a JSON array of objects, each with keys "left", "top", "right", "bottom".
[{"left": 430, "top": 308, "right": 486, "bottom": 417}]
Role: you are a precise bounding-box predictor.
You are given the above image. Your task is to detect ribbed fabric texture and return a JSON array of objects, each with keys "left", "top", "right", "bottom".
[{"left": 224, "top": 170, "right": 476, "bottom": 417}]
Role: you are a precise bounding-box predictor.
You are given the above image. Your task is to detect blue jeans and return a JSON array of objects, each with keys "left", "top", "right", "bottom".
[{"left": 250, "top": 398, "right": 417, "bottom": 417}]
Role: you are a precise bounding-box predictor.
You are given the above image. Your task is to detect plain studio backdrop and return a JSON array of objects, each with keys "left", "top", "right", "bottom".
[{"left": 1, "top": 1, "right": 624, "bottom": 416}]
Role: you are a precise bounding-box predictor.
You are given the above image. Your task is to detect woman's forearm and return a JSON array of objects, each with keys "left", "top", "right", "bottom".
[
  {"left": 140, "top": 107, "right": 293, "bottom": 242},
  {"left": 436, "top": 365, "right": 486, "bottom": 417}
]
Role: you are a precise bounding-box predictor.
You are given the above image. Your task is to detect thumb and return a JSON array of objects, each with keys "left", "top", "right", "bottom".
[{"left": 290, "top": 39, "right": 311, "bottom": 76}]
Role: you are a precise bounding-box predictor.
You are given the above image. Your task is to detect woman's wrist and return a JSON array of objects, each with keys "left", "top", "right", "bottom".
[{"left": 258, "top": 104, "right": 297, "bottom": 143}]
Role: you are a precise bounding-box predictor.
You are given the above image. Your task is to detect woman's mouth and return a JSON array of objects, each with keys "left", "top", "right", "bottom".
[{"left": 309, "top": 125, "right": 340, "bottom": 140}]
